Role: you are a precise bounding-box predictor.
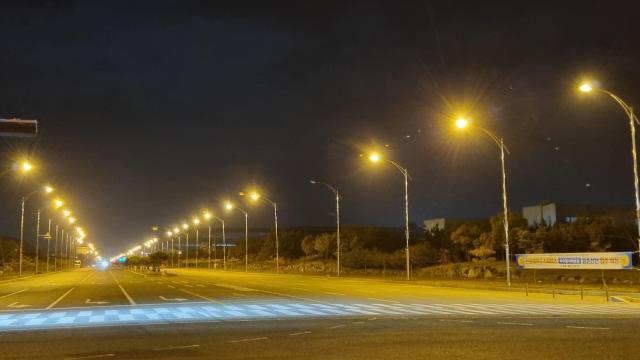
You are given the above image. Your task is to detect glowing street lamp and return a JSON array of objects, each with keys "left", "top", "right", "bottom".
[
  {"left": 225, "top": 201, "right": 249, "bottom": 272},
  {"left": 241, "top": 191, "right": 280, "bottom": 273},
  {"left": 173, "top": 226, "right": 181, "bottom": 267},
  {"left": 20, "top": 161, "right": 33, "bottom": 173},
  {"left": 166, "top": 230, "right": 174, "bottom": 267},
  {"left": 182, "top": 223, "right": 190, "bottom": 267},
  {"left": 578, "top": 81, "right": 640, "bottom": 251},
  {"left": 310, "top": 180, "right": 341, "bottom": 276},
  {"left": 204, "top": 210, "right": 226, "bottom": 269},
  {"left": 193, "top": 217, "right": 201, "bottom": 269},
  {"left": 366, "top": 151, "right": 411, "bottom": 281},
  {"left": 19, "top": 184, "right": 55, "bottom": 277},
  {"left": 455, "top": 117, "right": 512, "bottom": 286}
]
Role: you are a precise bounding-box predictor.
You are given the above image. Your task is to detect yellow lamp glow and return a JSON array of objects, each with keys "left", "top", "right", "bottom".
[
  {"left": 62, "top": 209, "right": 71, "bottom": 217},
  {"left": 182, "top": 223, "right": 188, "bottom": 230},
  {"left": 21, "top": 161, "right": 33, "bottom": 173},
  {"left": 54, "top": 199, "right": 64, "bottom": 208},
  {"left": 44, "top": 185, "right": 54, "bottom": 194},
  {"left": 579, "top": 83, "right": 593, "bottom": 93},
  {"left": 455, "top": 118, "right": 469, "bottom": 129},
  {"left": 193, "top": 218, "right": 200, "bottom": 225},
  {"left": 250, "top": 192, "right": 260, "bottom": 201},
  {"left": 225, "top": 202, "right": 234, "bottom": 211},
  {"left": 369, "top": 153, "right": 380, "bottom": 163},
  {"left": 203, "top": 211, "right": 212, "bottom": 220}
]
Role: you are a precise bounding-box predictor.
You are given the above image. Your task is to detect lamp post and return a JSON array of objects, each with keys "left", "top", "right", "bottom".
[
  {"left": 203, "top": 211, "right": 213, "bottom": 270},
  {"left": 241, "top": 191, "right": 279, "bottom": 273},
  {"left": 167, "top": 231, "right": 174, "bottom": 267},
  {"left": 193, "top": 218, "right": 200, "bottom": 269},
  {"left": 455, "top": 118, "right": 512, "bottom": 287},
  {"left": 579, "top": 82, "right": 640, "bottom": 252},
  {"left": 182, "top": 223, "right": 189, "bottom": 268},
  {"left": 368, "top": 153, "right": 411, "bottom": 281},
  {"left": 310, "top": 180, "right": 341, "bottom": 276},
  {"left": 225, "top": 202, "right": 248, "bottom": 272},
  {"left": 19, "top": 185, "right": 54, "bottom": 277},
  {"left": 46, "top": 218, "right": 51, "bottom": 272}
]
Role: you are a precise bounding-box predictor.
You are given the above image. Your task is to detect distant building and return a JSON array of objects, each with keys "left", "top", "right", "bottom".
[
  {"left": 522, "top": 202, "right": 633, "bottom": 227},
  {"left": 423, "top": 218, "right": 486, "bottom": 232}
]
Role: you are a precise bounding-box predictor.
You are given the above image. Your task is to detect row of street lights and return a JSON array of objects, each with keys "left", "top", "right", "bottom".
[
  {"left": 118, "top": 81, "right": 637, "bottom": 286},
  {"left": 1, "top": 159, "right": 96, "bottom": 276}
]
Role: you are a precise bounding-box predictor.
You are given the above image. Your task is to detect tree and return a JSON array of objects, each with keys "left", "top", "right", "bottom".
[
  {"left": 314, "top": 233, "right": 335, "bottom": 259},
  {"left": 450, "top": 224, "right": 483, "bottom": 261},
  {"left": 301, "top": 235, "right": 316, "bottom": 256}
]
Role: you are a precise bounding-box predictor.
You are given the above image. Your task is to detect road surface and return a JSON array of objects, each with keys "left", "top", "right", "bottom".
[{"left": 0, "top": 268, "right": 637, "bottom": 359}]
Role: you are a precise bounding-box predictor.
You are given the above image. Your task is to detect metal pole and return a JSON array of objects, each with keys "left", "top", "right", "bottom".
[
  {"left": 245, "top": 212, "right": 248, "bottom": 272},
  {"left": 171, "top": 237, "right": 174, "bottom": 267},
  {"left": 208, "top": 225, "right": 211, "bottom": 270},
  {"left": 18, "top": 196, "right": 25, "bottom": 277},
  {"left": 403, "top": 169, "right": 410, "bottom": 281},
  {"left": 274, "top": 203, "right": 279, "bottom": 273},
  {"left": 336, "top": 189, "right": 340, "bottom": 277},
  {"left": 46, "top": 219, "right": 51, "bottom": 273},
  {"left": 222, "top": 220, "right": 226, "bottom": 270},
  {"left": 177, "top": 234, "right": 181, "bottom": 268},
  {"left": 186, "top": 232, "right": 189, "bottom": 268},
  {"left": 61, "top": 228, "right": 65, "bottom": 271},
  {"left": 35, "top": 209, "right": 41, "bottom": 274},
  {"left": 54, "top": 225, "right": 58, "bottom": 271},
  {"left": 627, "top": 107, "right": 640, "bottom": 253},
  {"left": 501, "top": 138, "right": 511, "bottom": 287},
  {"left": 195, "top": 228, "right": 199, "bottom": 269}
]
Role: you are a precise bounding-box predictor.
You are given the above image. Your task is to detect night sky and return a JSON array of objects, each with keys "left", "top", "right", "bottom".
[{"left": 1, "top": 1, "right": 639, "bottom": 256}]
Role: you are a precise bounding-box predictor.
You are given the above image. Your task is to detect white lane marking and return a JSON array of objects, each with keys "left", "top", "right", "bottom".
[
  {"left": 439, "top": 319, "right": 474, "bottom": 323},
  {"left": 228, "top": 337, "right": 268, "bottom": 343},
  {"left": 47, "top": 272, "right": 93, "bottom": 309},
  {"left": 289, "top": 331, "right": 311, "bottom": 336},
  {"left": 167, "top": 285, "right": 175, "bottom": 289},
  {"left": 367, "top": 297, "right": 399, "bottom": 303},
  {"left": 7, "top": 302, "right": 30, "bottom": 308},
  {"left": 109, "top": 271, "right": 136, "bottom": 305},
  {"left": 232, "top": 292, "right": 249, "bottom": 298},
  {"left": 352, "top": 321, "right": 366, "bottom": 325},
  {"left": 214, "top": 283, "right": 256, "bottom": 292},
  {"left": 179, "top": 288, "right": 225, "bottom": 305},
  {"left": 566, "top": 326, "right": 610, "bottom": 330},
  {"left": 497, "top": 322, "right": 533, "bottom": 326},
  {"left": 327, "top": 324, "right": 346, "bottom": 329},
  {"left": 159, "top": 296, "right": 187, "bottom": 302},
  {"left": 85, "top": 299, "right": 109, "bottom": 305},
  {"left": 65, "top": 354, "right": 115, "bottom": 359},
  {"left": 152, "top": 344, "right": 200, "bottom": 351},
  {"left": 0, "top": 289, "right": 27, "bottom": 299},
  {"left": 323, "top": 292, "right": 346, "bottom": 296}
]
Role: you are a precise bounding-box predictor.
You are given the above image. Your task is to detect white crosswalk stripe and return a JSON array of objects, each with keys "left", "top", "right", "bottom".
[{"left": 0, "top": 301, "right": 637, "bottom": 332}]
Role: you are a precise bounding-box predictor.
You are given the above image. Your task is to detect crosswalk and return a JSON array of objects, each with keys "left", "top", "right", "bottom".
[{"left": 0, "top": 301, "right": 638, "bottom": 331}]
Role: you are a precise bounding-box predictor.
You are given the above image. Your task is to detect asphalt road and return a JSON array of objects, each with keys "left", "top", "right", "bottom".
[{"left": 0, "top": 268, "right": 638, "bottom": 359}]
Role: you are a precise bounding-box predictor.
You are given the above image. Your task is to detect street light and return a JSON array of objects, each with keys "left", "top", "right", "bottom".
[
  {"left": 225, "top": 201, "right": 249, "bottom": 272},
  {"left": 182, "top": 222, "right": 190, "bottom": 267},
  {"left": 455, "top": 117, "right": 512, "bottom": 287},
  {"left": 367, "top": 152, "right": 411, "bottom": 281},
  {"left": 241, "top": 190, "right": 279, "bottom": 273},
  {"left": 205, "top": 210, "right": 226, "bottom": 269},
  {"left": 19, "top": 184, "right": 54, "bottom": 277},
  {"left": 166, "top": 231, "right": 174, "bottom": 267},
  {"left": 579, "top": 81, "right": 640, "bottom": 253},
  {"left": 174, "top": 226, "right": 181, "bottom": 268},
  {"left": 193, "top": 217, "right": 200, "bottom": 269},
  {"left": 310, "top": 180, "right": 341, "bottom": 276}
]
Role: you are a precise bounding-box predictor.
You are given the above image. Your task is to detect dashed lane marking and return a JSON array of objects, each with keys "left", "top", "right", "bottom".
[
  {"left": 289, "top": 331, "right": 311, "bottom": 336},
  {"left": 0, "top": 289, "right": 27, "bottom": 299},
  {"left": 566, "top": 326, "right": 610, "bottom": 330},
  {"left": 497, "top": 322, "right": 534, "bottom": 326},
  {"left": 153, "top": 344, "right": 200, "bottom": 351},
  {"left": 228, "top": 337, "right": 268, "bottom": 343}
]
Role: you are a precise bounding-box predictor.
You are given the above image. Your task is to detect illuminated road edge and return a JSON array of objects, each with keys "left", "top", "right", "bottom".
[{"left": 1, "top": 301, "right": 638, "bottom": 332}]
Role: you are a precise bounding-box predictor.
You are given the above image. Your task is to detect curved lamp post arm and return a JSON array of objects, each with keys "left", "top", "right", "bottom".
[{"left": 598, "top": 89, "right": 640, "bottom": 125}]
